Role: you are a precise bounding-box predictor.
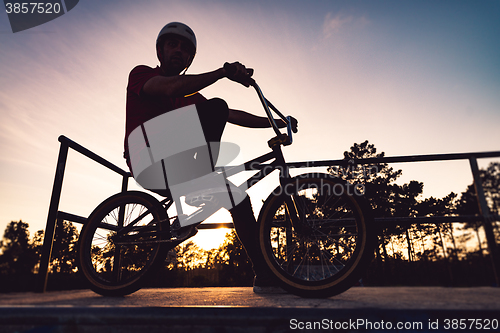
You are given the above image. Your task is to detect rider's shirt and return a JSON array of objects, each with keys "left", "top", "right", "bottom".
[{"left": 124, "top": 65, "right": 207, "bottom": 164}]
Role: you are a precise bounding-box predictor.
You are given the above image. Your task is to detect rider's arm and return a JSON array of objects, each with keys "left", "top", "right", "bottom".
[
  {"left": 143, "top": 62, "right": 251, "bottom": 98},
  {"left": 228, "top": 109, "right": 288, "bottom": 129},
  {"left": 143, "top": 68, "right": 226, "bottom": 98}
]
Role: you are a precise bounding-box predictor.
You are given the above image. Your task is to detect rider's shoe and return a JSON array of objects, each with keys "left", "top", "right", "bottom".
[
  {"left": 170, "top": 217, "right": 198, "bottom": 241},
  {"left": 172, "top": 225, "right": 198, "bottom": 241},
  {"left": 252, "top": 276, "right": 287, "bottom": 294}
]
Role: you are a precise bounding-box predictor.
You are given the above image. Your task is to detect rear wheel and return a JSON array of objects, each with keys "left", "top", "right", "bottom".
[
  {"left": 258, "top": 174, "right": 375, "bottom": 298},
  {"left": 78, "top": 191, "right": 170, "bottom": 296}
]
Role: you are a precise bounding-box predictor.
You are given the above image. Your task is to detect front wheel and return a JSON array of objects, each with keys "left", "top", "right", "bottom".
[
  {"left": 258, "top": 174, "right": 375, "bottom": 298},
  {"left": 78, "top": 191, "right": 170, "bottom": 296}
]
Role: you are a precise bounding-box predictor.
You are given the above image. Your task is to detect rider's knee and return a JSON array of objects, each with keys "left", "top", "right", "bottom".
[
  {"left": 207, "top": 97, "right": 229, "bottom": 119},
  {"left": 209, "top": 97, "right": 228, "bottom": 109}
]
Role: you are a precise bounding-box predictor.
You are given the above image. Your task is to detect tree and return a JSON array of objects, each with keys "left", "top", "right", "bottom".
[
  {"left": 455, "top": 162, "right": 500, "bottom": 244},
  {"left": 173, "top": 241, "right": 206, "bottom": 270},
  {"left": 0, "top": 220, "right": 39, "bottom": 276},
  {"left": 417, "top": 193, "right": 460, "bottom": 259},
  {"left": 206, "top": 230, "right": 254, "bottom": 286},
  {"left": 453, "top": 162, "right": 500, "bottom": 265},
  {"left": 44, "top": 220, "right": 79, "bottom": 274},
  {"left": 331, "top": 140, "right": 403, "bottom": 217},
  {"left": 482, "top": 163, "right": 500, "bottom": 217},
  {"left": 328, "top": 140, "right": 425, "bottom": 262}
]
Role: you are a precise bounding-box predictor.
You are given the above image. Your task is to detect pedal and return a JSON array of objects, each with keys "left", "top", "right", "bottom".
[
  {"left": 171, "top": 225, "right": 198, "bottom": 241},
  {"left": 170, "top": 216, "right": 198, "bottom": 241}
]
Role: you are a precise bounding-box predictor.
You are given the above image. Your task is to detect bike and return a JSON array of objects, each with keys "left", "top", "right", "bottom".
[{"left": 77, "top": 78, "right": 376, "bottom": 298}]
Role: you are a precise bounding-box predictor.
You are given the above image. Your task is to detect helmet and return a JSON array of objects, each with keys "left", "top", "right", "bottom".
[{"left": 156, "top": 22, "right": 197, "bottom": 59}]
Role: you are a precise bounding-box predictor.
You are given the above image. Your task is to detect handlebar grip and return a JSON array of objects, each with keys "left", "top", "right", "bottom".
[
  {"left": 247, "top": 77, "right": 256, "bottom": 86},
  {"left": 286, "top": 116, "right": 293, "bottom": 144},
  {"left": 224, "top": 62, "right": 255, "bottom": 87}
]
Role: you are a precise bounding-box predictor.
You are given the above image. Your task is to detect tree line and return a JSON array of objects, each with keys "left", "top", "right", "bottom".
[
  {"left": 1, "top": 141, "right": 498, "bottom": 292},
  {"left": 333, "top": 141, "right": 499, "bottom": 286}
]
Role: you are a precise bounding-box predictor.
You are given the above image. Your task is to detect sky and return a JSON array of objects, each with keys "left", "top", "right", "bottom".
[{"left": 1, "top": 0, "right": 499, "bottom": 250}]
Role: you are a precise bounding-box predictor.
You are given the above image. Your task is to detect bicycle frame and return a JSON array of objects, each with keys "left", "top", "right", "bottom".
[
  {"left": 113, "top": 81, "right": 301, "bottom": 242},
  {"left": 175, "top": 81, "right": 298, "bottom": 227}
]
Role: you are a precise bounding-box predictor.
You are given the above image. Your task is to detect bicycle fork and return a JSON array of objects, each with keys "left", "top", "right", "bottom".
[{"left": 274, "top": 145, "right": 308, "bottom": 235}]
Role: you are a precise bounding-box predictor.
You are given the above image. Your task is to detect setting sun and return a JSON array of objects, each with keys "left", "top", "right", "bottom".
[{"left": 191, "top": 228, "right": 231, "bottom": 251}]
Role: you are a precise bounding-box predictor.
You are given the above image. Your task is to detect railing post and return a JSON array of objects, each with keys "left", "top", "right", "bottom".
[
  {"left": 37, "top": 140, "right": 69, "bottom": 292},
  {"left": 121, "top": 174, "right": 129, "bottom": 193},
  {"left": 469, "top": 157, "right": 499, "bottom": 286}
]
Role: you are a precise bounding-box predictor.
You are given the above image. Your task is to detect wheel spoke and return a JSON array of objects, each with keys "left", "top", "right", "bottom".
[
  {"left": 78, "top": 192, "right": 168, "bottom": 296},
  {"left": 261, "top": 175, "right": 372, "bottom": 298}
]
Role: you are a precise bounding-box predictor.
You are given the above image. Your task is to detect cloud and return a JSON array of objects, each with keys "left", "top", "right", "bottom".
[{"left": 322, "top": 12, "right": 369, "bottom": 39}]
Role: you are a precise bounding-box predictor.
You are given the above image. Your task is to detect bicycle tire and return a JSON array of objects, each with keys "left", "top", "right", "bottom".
[
  {"left": 77, "top": 191, "right": 170, "bottom": 296},
  {"left": 258, "top": 173, "right": 375, "bottom": 298}
]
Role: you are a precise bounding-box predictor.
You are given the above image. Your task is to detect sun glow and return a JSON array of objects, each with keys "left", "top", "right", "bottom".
[{"left": 190, "top": 228, "right": 230, "bottom": 251}]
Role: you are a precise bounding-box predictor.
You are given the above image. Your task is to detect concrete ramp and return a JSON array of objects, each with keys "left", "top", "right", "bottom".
[{"left": 1, "top": 287, "right": 499, "bottom": 332}]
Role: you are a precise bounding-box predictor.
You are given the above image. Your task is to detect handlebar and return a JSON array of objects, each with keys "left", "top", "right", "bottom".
[
  {"left": 223, "top": 62, "right": 293, "bottom": 146},
  {"left": 251, "top": 81, "right": 293, "bottom": 146}
]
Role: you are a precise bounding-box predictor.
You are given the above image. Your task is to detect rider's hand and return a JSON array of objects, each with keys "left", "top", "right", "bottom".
[{"left": 223, "top": 62, "right": 255, "bottom": 87}]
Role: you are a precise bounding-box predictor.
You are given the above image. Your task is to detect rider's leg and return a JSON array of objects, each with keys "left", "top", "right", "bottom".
[
  {"left": 197, "top": 97, "right": 228, "bottom": 141},
  {"left": 198, "top": 99, "right": 282, "bottom": 292},
  {"left": 196, "top": 97, "right": 229, "bottom": 164},
  {"left": 229, "top": 197, "right": 280, "bottom": 287},
  {"left": 164, "top": 98, "right": 229, "bottom": 189},
  {"left": 168, "top": 98, "right": 228, "bottom": 198}
]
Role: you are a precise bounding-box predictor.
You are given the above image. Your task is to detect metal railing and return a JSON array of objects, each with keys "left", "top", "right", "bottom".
[
  {"left": 37, "top": 136, "right": 130, "bottom": 293},
  {"left": 37, "top": 136, "right": 500, "bottom": 291}
]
